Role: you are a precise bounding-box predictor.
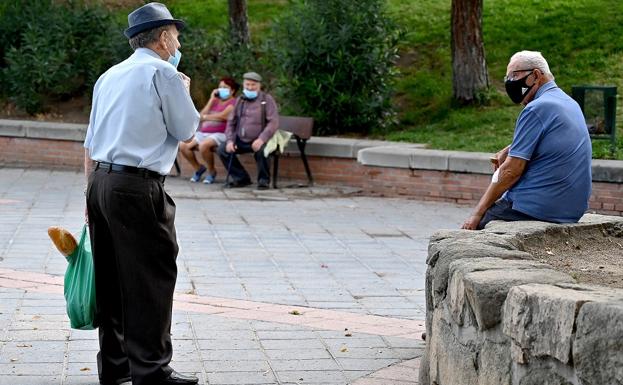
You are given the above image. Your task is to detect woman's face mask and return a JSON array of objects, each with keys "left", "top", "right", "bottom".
[
  {"left": 218, "top": 88, "right": 231, "bottom": 99},
  {"left": 504, "top": 70, "right": 534, "bottom": 104}
]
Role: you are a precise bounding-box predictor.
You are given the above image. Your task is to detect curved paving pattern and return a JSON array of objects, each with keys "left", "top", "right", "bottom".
[{"left": 0, "top": 168, "right": 467, "bottom": 384}]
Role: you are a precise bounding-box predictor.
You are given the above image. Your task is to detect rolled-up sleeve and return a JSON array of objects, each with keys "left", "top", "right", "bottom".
[
  {"left": 155, "top": 70, "right": 199, "bottom": 142},
  {"left": 259, "top": 94, "right": 279, "bottom": 143}
]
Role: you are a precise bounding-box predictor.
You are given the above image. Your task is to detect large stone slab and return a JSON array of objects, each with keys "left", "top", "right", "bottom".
[
  {"left": 573, "top": 300, "right": 623, "bottom": 385},
  {"left": 505, "top": 283, "right": 623, "bottom": 368},
  {"left": 428, "top": 309, "right": 479, "bottom": 385},
  {"left": 503, "top": 284, "right": 597, "bottom": 365},
  {"left": 449, "top": 259, "right": 572, "bottom": 330},
  {"left": 478, "top": 338, "right": 511, "bottom": 385},
  {"left": 592, "top": 159, "right": 623, "bottom": 183},
  {"left": 427, "top": 231, "right": 530, "bottom": 308},
  {"left": 517, "top": 369, "right": 574, "bottom": 385},
  {"left": 483, "top": 214, "right": 623, "bottom": 252},
  {"left": 357, "top": 145, "right": 420, "bottom": 169},
  {"left": 448, "top": 151, "right": 495, "bottom": 174}
]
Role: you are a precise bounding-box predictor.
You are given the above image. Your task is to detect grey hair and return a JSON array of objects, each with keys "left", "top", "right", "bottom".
[
  {"left": 128, "top": 25, "right": 170, "bottom": 51},
  {"left": 510, "top": 50, "right": 553, "bottom": 76}
]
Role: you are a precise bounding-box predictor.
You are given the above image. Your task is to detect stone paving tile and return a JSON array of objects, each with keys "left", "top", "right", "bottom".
[
  {"left": 0, "top": 168, "right": 468, "bottom": 384},
  {"left": 0, "top": 375, "right": 63, "bottom": 385},
  {"left": 202, "top": 359, "right": 272, "bottom": 372},
  {"left": 351, "top": 358, "right": 420, "bottom": 385},
  {"left": 277, "top": 370, "right": 349, "bottom": 384}
]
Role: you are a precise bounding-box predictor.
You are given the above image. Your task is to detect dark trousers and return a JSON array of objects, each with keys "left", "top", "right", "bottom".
[
  {"left": 217, "top": 136, "right": 270, "bottom": 183},
  {"left": 477, "top": 198, "right": 538, "bottom": 230},
  {"left": 87, "top": 168, "right": 178, "bottom": 385}
]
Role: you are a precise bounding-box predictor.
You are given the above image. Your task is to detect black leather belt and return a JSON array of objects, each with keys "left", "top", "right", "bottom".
[{"left": 95, "top": 162, "right": 165, "bottom": 182}]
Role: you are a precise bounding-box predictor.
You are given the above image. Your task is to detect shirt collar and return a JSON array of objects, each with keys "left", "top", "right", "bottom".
[
  {"left": 534, "top": 80, "right": 557, "bottom": 99},
  {"left": 134, "top": 47, "right": 162, "bottom": 60}
]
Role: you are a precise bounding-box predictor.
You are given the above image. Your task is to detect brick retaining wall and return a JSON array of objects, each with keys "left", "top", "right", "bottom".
[{"left": 1, "top": 134, "right": 621, "bottom": 216}]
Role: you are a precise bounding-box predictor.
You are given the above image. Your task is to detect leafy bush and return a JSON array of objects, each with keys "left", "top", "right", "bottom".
[
  {"left": 176, "top": 22, "right": 280, "bottom": 110},
  {"left": 0, "top": 1, "right": 129, "bottom": 114},
  {"left": 178, "top": 26, "right": 263, "bottom": 108},
  {"left": 269, "top": 0, "right": 401, "bottom": 135}
]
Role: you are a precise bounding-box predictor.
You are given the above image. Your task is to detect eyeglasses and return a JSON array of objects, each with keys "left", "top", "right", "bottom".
[{"left": 504, "top": 69, "right": 534, "bottom": 82}]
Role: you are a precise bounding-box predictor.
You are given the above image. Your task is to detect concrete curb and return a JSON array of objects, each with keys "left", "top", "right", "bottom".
[
  {"left": 2, "top": 118, "right": 622, "bottom": 182},
  {"left": 0, "top": 119, "right": 87, "bottom": 141}
]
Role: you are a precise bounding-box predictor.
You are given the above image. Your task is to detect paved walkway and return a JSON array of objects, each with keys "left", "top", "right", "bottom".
[{"left": 0, "top": 168, "right": 468, "bottom": 385}]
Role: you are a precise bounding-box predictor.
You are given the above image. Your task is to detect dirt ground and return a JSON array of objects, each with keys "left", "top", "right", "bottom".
[
  {"left": 523, "top": 232, "right": 623, "bottom": 289},
  {"left": 0, "top": 98, "right": 90, "bottom": 124}
]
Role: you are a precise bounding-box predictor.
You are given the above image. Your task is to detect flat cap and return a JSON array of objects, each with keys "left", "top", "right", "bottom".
[{"left": 243, "top": 72, "right": 262, "bottom": 82}]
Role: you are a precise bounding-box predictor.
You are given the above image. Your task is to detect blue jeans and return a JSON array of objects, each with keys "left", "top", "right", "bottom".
[{"left": 477, "top": 198, "right": 538, "bottom": 230}]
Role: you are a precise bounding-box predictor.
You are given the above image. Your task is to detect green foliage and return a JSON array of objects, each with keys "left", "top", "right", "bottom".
[
  {"left": 384, "top": 0, "right": 623, "bottom": 159},
  {"left": 268, "top": 0, "right": 401, "bottom": 135},
  {"left": 175, "top": 25, "right": 268, "bottom": 109},
  {"left": 0, "top": 1, "right": 129, "bottom": 114},
  {"left": 165, "top": 1, "right": 285, "bottom": 109}
]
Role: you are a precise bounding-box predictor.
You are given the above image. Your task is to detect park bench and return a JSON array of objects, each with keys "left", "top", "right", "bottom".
[
  {"left": 271, "top": 115, "right": 314, "bottom": 188},
  {"left": 172, "top": 116, "right": 314, "bottom": 188}
]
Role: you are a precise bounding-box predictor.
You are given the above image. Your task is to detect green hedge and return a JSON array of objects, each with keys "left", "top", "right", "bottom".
[
  {"left": 0, "top": 0, "right": 401, "bottom": 136},
  {"left": 0, "top": 1, "right": 130, "bottom": 114},
  {"left": 268, "top": 0, "right": 401, "bottom": 135}
]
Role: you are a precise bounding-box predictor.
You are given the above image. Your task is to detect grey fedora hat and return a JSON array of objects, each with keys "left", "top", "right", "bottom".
[{"left": 124, "top": 2, "right": 185, "bottom": 38}]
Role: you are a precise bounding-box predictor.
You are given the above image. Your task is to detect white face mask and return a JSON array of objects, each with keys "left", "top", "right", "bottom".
[{"left": 164, "top": 32, "right": 182, "bottom": 68}]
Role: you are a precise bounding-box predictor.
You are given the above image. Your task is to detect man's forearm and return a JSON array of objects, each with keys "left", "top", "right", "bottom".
[
  {"left": 83, "top": 148, "right": 92, "bottom": 181},
  {"left": 472, "top": 162, "right": 522, "bottom": 216}
]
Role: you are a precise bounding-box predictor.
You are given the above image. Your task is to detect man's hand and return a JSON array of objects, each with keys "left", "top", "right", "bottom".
[
  {"left": 461, "top": 214, "right": 483, "bottom": 230},
  {"left": 493, "top": 146, "right": 510, "bottom": 170},
  {"left": 225, "top": 141, "right": 236, "bottom": 153},
  {"left": 251, "top": 138, "right": 265, "bottom": 153},
  {"left": 179, "top": 72, "right": 191, "bottom": 93}
]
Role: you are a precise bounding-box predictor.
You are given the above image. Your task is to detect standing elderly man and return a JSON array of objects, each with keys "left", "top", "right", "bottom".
[
  {"left": 462, "top": 50, "right": 592, "bottom": 230},
  {"left": 83, "top": 3, "right": 199, "bottom": 385},
  {"left": 217, "top": 71, "right": 279, "bottom": 189}
]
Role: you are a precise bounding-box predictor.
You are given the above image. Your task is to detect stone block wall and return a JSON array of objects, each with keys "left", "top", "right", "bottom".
[{"left": 418, "top": 215, "right": 623, "bottom": 385}]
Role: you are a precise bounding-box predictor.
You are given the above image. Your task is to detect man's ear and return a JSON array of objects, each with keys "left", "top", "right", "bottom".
[
  {"left": 157, "top": 30, "right": 168, "bottom": 49},
  {"left": 533, "top": 68, "right": 543, "bottom": 83}
]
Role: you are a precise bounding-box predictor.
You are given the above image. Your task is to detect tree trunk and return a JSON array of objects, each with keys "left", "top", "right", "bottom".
[
  {"left": 228, "top": 0, "right": 250, "bottom": 47},
  {"left": 451, "top": 0, "right": 488, "bottom": 105}
]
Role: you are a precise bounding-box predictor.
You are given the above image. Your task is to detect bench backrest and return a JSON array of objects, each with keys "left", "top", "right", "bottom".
[{"left": 278, "top": 116, "right": 314, "bottom": 140}]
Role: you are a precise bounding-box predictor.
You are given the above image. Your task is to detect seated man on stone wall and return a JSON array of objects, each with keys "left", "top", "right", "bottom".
[{"left": 462, "top": 50, "right": 592, "bottom": 230}]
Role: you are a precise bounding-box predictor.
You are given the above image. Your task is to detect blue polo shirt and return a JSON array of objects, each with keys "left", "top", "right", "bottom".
[{"left": 505, "top": 81, "right": 592, "bottom": 223}]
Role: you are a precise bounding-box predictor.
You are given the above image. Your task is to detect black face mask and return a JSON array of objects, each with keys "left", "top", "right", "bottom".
[{"left": 505, "top": 72, "right": 534, "bottom": 104}]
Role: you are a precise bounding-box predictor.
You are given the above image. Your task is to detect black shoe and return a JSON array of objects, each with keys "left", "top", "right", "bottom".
[
  {"left": 257, "top": 179, "right": 270, "bottom": 190},
  {"left": 157, "top": 370, "right": 198, "bottom": 385},
  {"left": 224, "top": 179, "right": 252, "bottom": 188}
]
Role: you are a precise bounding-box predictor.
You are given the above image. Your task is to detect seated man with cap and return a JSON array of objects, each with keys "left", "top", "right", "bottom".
[
  {"left": 83, "top": 2, "right": 199, "bottom": 385},
  {"left": 217, "top": 71, "right": 279, "bottom": 189}
]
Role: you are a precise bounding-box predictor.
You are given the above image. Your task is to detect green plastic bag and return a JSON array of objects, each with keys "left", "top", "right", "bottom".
[{"left": 64, "top": 225, "right": 97, "bottom": 330}]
